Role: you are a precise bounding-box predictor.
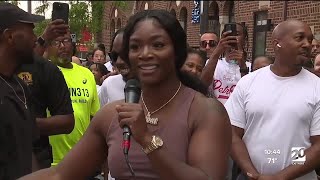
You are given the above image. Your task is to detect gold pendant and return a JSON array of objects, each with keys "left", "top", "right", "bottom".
[{"left": 145, "top": 112, "right": 158, "bottom": 125}]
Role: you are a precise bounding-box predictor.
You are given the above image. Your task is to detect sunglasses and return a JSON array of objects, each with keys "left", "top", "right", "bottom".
[
  {"left": 200, "top": 40, "right": 217, "bottom": 48},
  {"left": 108, "top": 51, "right": 119, "bottom": 63}
]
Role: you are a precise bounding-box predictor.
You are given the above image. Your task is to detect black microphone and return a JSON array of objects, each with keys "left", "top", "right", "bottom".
[{"left": 123, "top": 79, "right": 141, "bottom": 155}]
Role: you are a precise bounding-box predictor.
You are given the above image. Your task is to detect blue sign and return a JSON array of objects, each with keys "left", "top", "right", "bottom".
[{"left": 191, "top": 0, "right": 200, "bottom": 24}]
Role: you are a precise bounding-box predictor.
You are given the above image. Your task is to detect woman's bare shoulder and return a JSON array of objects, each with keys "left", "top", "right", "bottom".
[
  {"left": 91, "top": 100, "right": 124, "bottom": 137},
  {"left": 189, "top": 92, "right": 229, "bottom": 129},
  {"left": 100, "top": 99, "right": 124, "bottom": 114},
  {"left": 192, "top": 92, "right": 226, "bottom": 113}
]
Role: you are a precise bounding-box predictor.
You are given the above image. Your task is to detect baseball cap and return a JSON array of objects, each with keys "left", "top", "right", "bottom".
[{"left": 0, "top": 2, "right": 44, "bottom": 31}]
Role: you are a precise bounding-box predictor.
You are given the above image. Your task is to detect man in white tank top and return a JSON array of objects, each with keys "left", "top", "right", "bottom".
[{"left": 225, "top": 20, "right": 320, "bottom": 180}]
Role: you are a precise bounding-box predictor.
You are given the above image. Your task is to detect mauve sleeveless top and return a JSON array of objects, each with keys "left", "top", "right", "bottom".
[{"left": 106, "top": 87, "right": 196, "bottom": 180}]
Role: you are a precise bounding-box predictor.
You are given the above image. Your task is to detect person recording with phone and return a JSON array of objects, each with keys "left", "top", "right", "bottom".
[
  {"left": 46, "top": 29, "right": 100, "bottom": 166},
  {"left": 41, "top": 4, "right": 100, "bottom": 169},
  {"left": 34, "top": 18, "right": 69, "bottom": 58},
  {"left": 201, "top": 23, "right": 249, "bottom": 105},
  {"left": 34, "top": 2, "right": 69, "bottom": 58}
]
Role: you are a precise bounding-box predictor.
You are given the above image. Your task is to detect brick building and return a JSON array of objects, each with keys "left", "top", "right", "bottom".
[{"left": 99, "top": 1, "right": 320, "bottom": 61}]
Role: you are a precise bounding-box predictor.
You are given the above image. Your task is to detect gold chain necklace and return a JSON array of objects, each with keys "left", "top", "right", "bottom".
[
  {"left": 0, "top": 75, "right": 27, "bottom": 109},
  {"left": 141, "top": 82, "right": 182, "bottom": 125}
]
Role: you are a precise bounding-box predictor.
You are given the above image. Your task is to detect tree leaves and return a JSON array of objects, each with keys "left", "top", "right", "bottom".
[
  {"left": 114, "top": 1, "right": 128, "bottom": 10},
  {"left": 34, "top": 1, "right": 50, "bottom": 16},
  {"left": 68, "top": 1, "right": 90, "bottom": 40},
  {"left": 2, "top": 0, "right": 20, "bottom": 6},
  {"left": 32, "top": 1, "right": 127, "bottom": 44},
  {"left": 34, "top": 19, "right": 50, "bottom": 37},
  {"left": 90, "top": 1, "right": 104, "bottom": 34}
]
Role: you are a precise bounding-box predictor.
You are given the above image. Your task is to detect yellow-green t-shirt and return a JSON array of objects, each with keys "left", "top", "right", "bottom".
[{"left": 49, "top": 63, "right": 100, "bottom": 166}]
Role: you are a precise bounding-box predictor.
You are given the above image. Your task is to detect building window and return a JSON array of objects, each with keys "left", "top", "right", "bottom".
[
  {"left": 110, "top": 19, "right": 115, "bottom": 40},
  {"left": 179, "top": 7, "right": 187, "bottom": 32},
  {"left": 170, "top": 9, "right": 176, "bottom": 17},
  {"left": 208, "top": 2, "right": 220, "bottom": 36},
  {"left": 255, "top": 31, "right": 266, "bottom": 56},
  {"left": 176, "top": 0, "right": 181, "bottom": 7},
  {"left": 228, "top": 1, "right": 235, "bottom": 23},
  {"left": 253, "top": 11, "right": 268, "bottom": 59},
  {"left": 116, "top": 18, "right": 121, "bottom": 33},
  {"left": 144, "top": 2, "right": 149, "bottom": 10},
  {"left": 114, "top": 9, "right": 118, "bottom": 18}
]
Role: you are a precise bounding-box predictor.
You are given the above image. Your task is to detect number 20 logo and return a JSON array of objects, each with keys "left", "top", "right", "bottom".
[
  {"left": 291, "top": 147, "right": 306, "bottom": 164},
  {"left": 291, "top": 147, "right": 305, "bottom": 159}
]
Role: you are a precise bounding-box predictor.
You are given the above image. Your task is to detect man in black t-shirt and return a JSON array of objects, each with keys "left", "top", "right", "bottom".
[
  {"left": 0, "top": 76, "right": 38, "bottom": 180},
  {"left": 0, "top": 3, "right": 43, "bottom": 179},
  {"left": 18, "top": 55, "right": 74, "bottom": 169},
  {"left": 15, "top": 8, "right": 74, "bottom": 169}
]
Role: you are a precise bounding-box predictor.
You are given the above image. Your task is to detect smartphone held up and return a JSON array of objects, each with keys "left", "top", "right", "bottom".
[
  {"left": 224, "top": 23, "right": 237, "bottom": 36},
  {"left": 224, "top": 23, "right": 238, "bottom": 49},
  {"left": 51, "top": 2, "right": 69, "bottom": 24}
]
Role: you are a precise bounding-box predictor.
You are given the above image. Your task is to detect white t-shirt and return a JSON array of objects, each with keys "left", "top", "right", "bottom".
[
  {"left": 104, "top": 61, "right": 113, "bottom": 72},
  {"left": 96, "top": 85, "right": 101, "bottom": 96},
  {"left": 208, "top": 58, "right": 241, "bottom": 104},
  {"left": 99, "top": 74, "right": 125, "bottom": 107},
  {"left": 246, "top": 61, "right": 252, "bottom": 72},
  {"left": 225, "top": 66, "right": 320, "bottom": 180},
  {"left": 206, "top": 59, "right": 251, "bottom": 72}
]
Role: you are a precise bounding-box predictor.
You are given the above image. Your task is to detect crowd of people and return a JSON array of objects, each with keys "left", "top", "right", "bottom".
[{"left": 2, "top": 2, "right": 320, "bottom": 180}]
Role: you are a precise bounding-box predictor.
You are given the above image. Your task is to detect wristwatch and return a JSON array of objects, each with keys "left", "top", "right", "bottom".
[
  {"left": 37, "top": 36, "right": 46, "bottom": 46},
  {"left": 142, "top": 135, "right": 163, "bottom": 154},
  {"left": 240, "top": 67, "right": 249, "bottom": 74}
]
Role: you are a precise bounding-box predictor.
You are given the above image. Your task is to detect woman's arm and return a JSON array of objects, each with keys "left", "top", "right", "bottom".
[
  {"left": 147, "top": 95, "right": 231, "bottom": 180},
  {"left": 19, "top": 103, "right": 117, "bottom": 180},
  {"left": 116, "top": 94, "right": 232, "bottom": 180}
]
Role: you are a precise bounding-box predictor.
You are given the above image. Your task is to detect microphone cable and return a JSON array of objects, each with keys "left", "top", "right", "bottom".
[
  {"left": 123, "top": 128, "right": 136, "bottom": 179},
  {"left": 124, "top": 153, "right": 136, "bottom": 179}
]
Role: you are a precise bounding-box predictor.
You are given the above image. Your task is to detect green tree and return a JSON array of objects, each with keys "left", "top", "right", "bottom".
[
  {"left": 68, "top": 1, "right": 91, "bottom": 40},
  {"left": 34, "top": 1, "right": 50, "bottom": 16},
  {"left": 34, "top": 19, "right": 50, "bottom": 37},
  {"left": 90, "top": 1, "right": 104, "bottom": 35},
  {"left": 32, "top": 1, "right": 127, "bottom": 43},
  {"left": 33, "top": 1, "right": 50, "bottom": 37},
  {"left": 114, "top": 1, "right": 128, "bottom": 10},
  {"left": 33, "top": 1, "right": 94, "bottom": 41},
  {"left": 2, "top": 0, "right": 19, "bottom": 6}
]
